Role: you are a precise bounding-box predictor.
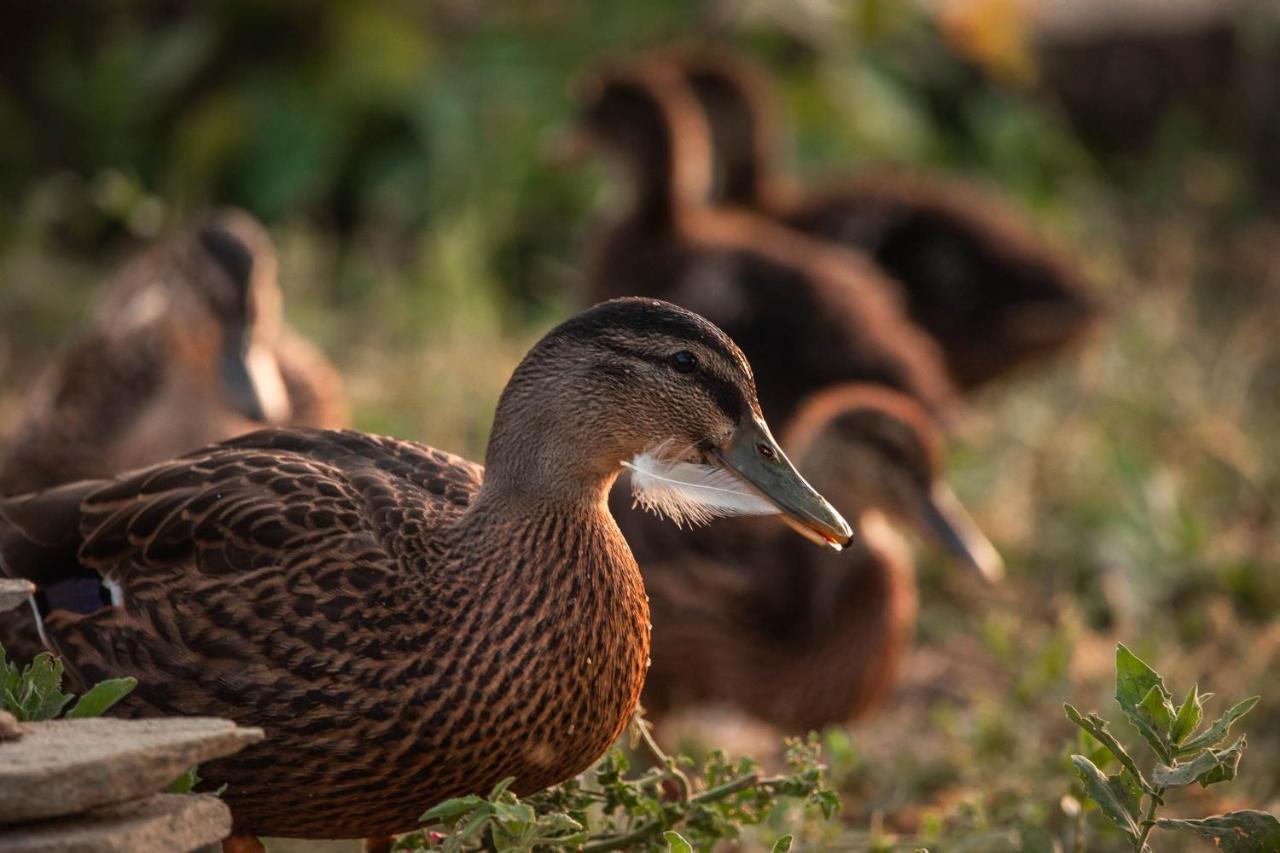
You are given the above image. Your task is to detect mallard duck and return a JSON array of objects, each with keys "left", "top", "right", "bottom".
[
  {"left": 631, "top": 384, "right": 1001, "bottom": 730},
  {"left": 672, "top": 48, "right": 1100, "bottom": 389},
  {"left": 0, "top": 209, "right": 348, "bottom": 496},
  {"left": 570, "top": 61, "right": 958, "bottom": 422},
  {"left": 0, "top": 298, "right": 851, "bottom": 842}
]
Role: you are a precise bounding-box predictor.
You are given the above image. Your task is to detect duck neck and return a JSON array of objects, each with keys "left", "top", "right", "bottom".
[
  {"left": 706, "top": 109, "right": 768, "bottom": 208},
  {"left": 618, "top": 91, "right": 711, "bottom": 230},
  {"left": 629, "top": 144, "right": 680, "bottom": 229},
  {"left": 471, "top": 350, "right": 633, "bottom": 521},
  {"left": 720, "top": 149, "right": 768, "bottom": 209}
]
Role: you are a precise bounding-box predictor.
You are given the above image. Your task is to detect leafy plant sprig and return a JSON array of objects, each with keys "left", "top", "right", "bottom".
[
  {"left": 2, "top": 643, "right": 222, "bottom": 797},
  {"left": 1065, "top": 643, "right": 1278, "bottom": 852},
  {"left": 395, "top": 715, "right": 838, "bottom": 852},
  {"left": 1, "top": 643, "right": 136, "bottom": 722}
]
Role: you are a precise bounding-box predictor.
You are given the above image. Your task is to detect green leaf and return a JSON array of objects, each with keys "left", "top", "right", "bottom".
[
  {"left": 1154, "top": 810, "right": 1280, "bottom": 852},
  {"left": 1152, "top": 749, "right": 1222, "bottom": 788},
  {"left": 167, "top": 766, "right": 201, "bottom": 794},
  {"left": 20, "top": 654, "right": 74, "bottom": 722},
  {"left": 24, "top": 654, "right": 63, "bottom": 698},
  {"left": 1114, "top": 644, "right": 1163, "bottom": 710},
  {"left": 664, "top": 831, "right": 694, "bottom": 853},
  {"left": 533, "top": 812, "right": 583, "bottom": 834},
  {"left": 1064, "top": 704, "right": 1151, "bottom": 792},
  {"left": 491, "top": 798, "right": 536, "bottom": 826},
  {"left": 1179, "top": 697, "right": 1259, "bottom": 755},
  {"left": 815, "top": 788, "right": 841, "bottom": 819},
  {"left": 1196, "top": 737, "right": 1245, "bottom": 787},
  {"left": 1137, "top": 684, "right": 1175, "bottom": 734},
  {"left": 1154, "top": 736, "right": 1247, "bottom": 789},
  {"left": 1170, "top": 684, "right": 1203, "bottom": 745},
  {"left": 420, "top": 794, "right": 487, "bottom": 824},
  {"left": 487, "top": 776, "right": 516, "bottom": 799},
  {"left": 1069, "top": 755, "right": 1140, "bottom": 841},
  {"left": 66, "top": 677, "right": 137, "bottom": 719},
  {"left": 1113, "top": 644, "right": 1175, "bottom": 761},
  {"left": 455, "top": 809, "right": 493, "bottom": 843},
  {"left": 771, "top": 834, "right": 794, "bottom": 853}
]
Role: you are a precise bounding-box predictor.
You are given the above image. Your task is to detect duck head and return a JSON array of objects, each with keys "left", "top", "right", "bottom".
[
  {"left": 560, "top": 63, "right": 712, "bottom": 224},
  {"left": 483, "top": 297, "right": 852, "bottom": 549},
  {"left": 192, "top": 210, "right": 292, "bottom": 425},
  {"left": 785, "top": 384, "right": 1004, "bottom": 580}
]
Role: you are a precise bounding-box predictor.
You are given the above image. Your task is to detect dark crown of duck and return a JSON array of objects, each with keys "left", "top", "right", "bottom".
[{"left": 0, "top": 297, "right": 848, "bottom": 840}]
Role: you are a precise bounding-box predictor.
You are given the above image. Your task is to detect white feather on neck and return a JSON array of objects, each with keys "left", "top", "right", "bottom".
[{"left": 622, "top": 443, "right": 778, "bottom": 528}]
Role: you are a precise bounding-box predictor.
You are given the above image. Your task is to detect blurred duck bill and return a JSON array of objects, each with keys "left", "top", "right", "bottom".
[{"left": 921, "top": 483, "right": 1005, "bottom": 582}]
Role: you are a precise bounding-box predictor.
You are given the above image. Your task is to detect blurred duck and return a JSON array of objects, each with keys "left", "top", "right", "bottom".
[
  {"left": 672, "top": 48, "right": 1100, "bottom": 389},
  {"left": 0, "top": 209, "right": 348, "bottom": 495},
  {"left": 633, "top": 384, "right": 1002, "bottom": 731},
  {"left": 0, "top": 298, "right": 851, "bottom": 842},
  {"left": 569, "top": 60, "right": 958, "bottom": 422}
]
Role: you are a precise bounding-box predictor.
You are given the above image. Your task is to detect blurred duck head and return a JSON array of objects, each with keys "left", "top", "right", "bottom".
[
  {"left": 557, "top": 60, "right": 712, "bottom": 219},
  {"left": 96, "top": 209, "right": 293, "bottom": 426},
  {"left": 785, "top": 384, "right": 1004, "bottom": 582},
  {"left": 193, "top": 211, "right": 291, "bottom": 425}
]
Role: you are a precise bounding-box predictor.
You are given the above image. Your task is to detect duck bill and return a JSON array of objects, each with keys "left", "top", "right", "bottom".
[
  {"left": 920, "top": 484, "right": 1005, "bottom": 583},
  {"left": 222, "top": 326, "right": 290, "bottom": 425},
  {"left": 711, "top": 419, "right": 853, "bottom": 551},
  {"left": 222, "top": 353, "right": 268, "bottom": 423}
]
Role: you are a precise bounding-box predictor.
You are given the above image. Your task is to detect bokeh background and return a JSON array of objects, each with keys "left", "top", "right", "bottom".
[{"left": 2, "top": 1, "right": 1279, "bottom": 850}]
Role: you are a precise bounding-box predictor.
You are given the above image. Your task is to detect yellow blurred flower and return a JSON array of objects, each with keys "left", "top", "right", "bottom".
[{"left": 939, "top": 0, "right": 1039, "bottom": 87}]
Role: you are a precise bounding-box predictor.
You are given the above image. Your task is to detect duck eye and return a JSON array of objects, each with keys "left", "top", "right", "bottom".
[{"left": 671, "top": 351, "right": 699, "bottom": 373}]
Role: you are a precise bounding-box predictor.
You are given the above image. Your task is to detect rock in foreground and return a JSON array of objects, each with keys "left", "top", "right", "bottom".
[
  {"left": 0, "top": 793, "right": 230, "bottom": 852},
  {"left": 0, "top": 717, "right": 263, "bottom": 823}
]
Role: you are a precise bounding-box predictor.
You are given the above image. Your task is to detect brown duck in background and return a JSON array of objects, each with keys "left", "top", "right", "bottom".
[
  {"left": 0, "top": 208, "right": 348, "bottom": 496},
  {"left": 632, "top": 384, "right": 1001, "bottom": 731},
  {"left": 671, "top": 48, "right": 1100, "bottom": 390},
  {"left": 0, "top": 298, "right": 851, "bottom": 843},
  {"left": 570, "top": 60, "right": 958, "bottom": 422}
]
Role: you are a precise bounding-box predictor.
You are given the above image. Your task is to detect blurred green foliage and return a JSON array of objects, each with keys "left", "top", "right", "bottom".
[{"left": 0, "top": 2, "right": 1097, "bottom": 311}]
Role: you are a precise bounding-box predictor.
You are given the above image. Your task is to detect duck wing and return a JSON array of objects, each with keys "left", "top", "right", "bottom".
[{"left": 0, "top": 428, "right": 482, "bottom": 702}]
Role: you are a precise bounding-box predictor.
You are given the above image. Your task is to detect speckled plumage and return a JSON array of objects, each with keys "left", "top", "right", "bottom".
[
  {"left": 0, "top": 298, "right": 843, "bottom": 841},
  {"left": 1, "top": 428, "right": 647, "bottom": 837},
  {"left": 0, "top": 209, "right": 347, "bottom": 496}
]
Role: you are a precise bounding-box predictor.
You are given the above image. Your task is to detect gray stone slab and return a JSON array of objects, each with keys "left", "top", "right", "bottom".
[
  {"left": 0, "top": 580, "right": 33, "bottom": 614},
  {"left": 0, "top": 717, "right": 263, "bottom": 823},
  {"left": 0, "top": 793, "right": 231, "bottom": 852}
]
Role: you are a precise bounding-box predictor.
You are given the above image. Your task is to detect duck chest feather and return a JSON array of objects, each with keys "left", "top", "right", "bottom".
[{"left": 153, "top": 515, "right": 651, "bottom": 839}]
